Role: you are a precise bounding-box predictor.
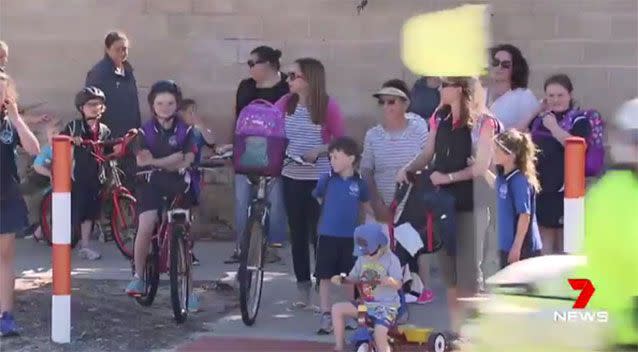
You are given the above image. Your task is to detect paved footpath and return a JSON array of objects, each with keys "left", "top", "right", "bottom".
[{"left": 16, "top": 238, "right": 451, "bottom": 351}]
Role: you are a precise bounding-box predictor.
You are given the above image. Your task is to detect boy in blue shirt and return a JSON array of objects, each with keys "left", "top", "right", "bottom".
[{"left": 312, "top": 136, "right": 373, "bottom": 334}]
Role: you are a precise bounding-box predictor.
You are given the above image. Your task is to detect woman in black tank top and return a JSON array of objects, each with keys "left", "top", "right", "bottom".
[{"left": 396, "top": 77, "right": 499, "bottom": 339}]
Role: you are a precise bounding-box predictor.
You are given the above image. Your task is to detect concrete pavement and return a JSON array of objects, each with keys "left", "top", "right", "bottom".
[{"left": 15, "top": 237, "right": 452, "bottom": 350}]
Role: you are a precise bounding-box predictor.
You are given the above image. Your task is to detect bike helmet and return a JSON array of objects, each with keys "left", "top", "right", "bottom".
[
  {"left": 74, "top": 86, "right": 106, "bottom": 112},
  {"left": 147, "top": 80, "right": 183, "bottom": 113}
]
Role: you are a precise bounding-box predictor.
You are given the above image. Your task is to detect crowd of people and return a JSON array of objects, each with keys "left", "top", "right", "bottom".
[{"left": 0, "top": 30, "right": 633, "bottom": 352}]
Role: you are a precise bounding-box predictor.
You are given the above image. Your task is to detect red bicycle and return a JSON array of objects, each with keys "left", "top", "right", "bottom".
[
  {"left": 132, "top": 155, "right": 231, "bottom": 323},
  {"left": 39, "top": 129, "right": 138, "bottom": 258}
]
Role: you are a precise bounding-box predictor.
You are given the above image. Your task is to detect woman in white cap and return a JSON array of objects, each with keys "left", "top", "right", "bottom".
[{"left": 360, "top": 79, "right": 433, "bottom": 304}]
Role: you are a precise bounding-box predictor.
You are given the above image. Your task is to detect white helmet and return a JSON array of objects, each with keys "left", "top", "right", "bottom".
[{"left": 613, "top": 98, "right": 638, "bottom": 135}]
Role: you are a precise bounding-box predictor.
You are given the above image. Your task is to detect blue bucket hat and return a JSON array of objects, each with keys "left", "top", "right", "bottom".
[{"left": 353, "top": 223, "right": 388, "bottom": 257}]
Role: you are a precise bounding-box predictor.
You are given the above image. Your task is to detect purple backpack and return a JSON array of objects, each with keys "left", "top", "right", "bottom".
[
  {"left": 531, "top": 109, "right": 605, "bottom": 177},
  {"left": 234, "top": 99, "right": 287, "bottom": 176}
]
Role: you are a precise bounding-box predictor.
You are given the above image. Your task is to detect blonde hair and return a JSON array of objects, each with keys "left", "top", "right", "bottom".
[
  {"left": 443, "top": 77, "right": 493, "bottom": 128},
  {"left": 0, "top": 72, "right": 18, "bottom": 115},
  {"left": 494, "top": 129, "right": 541, "bottom": 193}
]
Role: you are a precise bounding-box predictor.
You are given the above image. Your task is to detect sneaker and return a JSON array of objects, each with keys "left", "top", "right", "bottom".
[
  {"left": 0, "top": 312, "right": 19, "bottom": 337},
  {"left": 265, "top": 247, "right": 281, "bottom": 264},
  {"left": 188, "top": 293, "right": 200, "bottom": 312},
  {"left": 416, "top": 289, "right": 434, "bottom": 304},
  {"left": 192, "top": 253, "right": 200, "bottom": 266},
  {"left": 317, "top": 312, "right": 333, "bottom": 335},
  {"left": 345, "top": 317, "right": 358, "bottom": 330},
  {"left": 125, "top": 276, "right": 145, "bottom": 296},
  {"left": 224, "top": 251, "right": 240, "bottom": 264},
  {"left": 78, "top": 247, "right": 101, "bottom": 260}
]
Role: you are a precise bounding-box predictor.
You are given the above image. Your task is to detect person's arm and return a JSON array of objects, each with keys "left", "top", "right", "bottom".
[
  {"left": 509, "top": 178, "right": 534, "bottom": 263},
  {"left": 360, "top": 132, "right": 390, "bottom": 221},
  {"left": 197, "top": 126, "right": 216, "bottom": 147},
  {"left": 33, "top": 164, "right": 51, "bottom": 178},
  {"left": 312, "top": 174, "right": 329, "bottom": 205},
  {"left": 381, "top": 255, "right": 403, "bottom": 290},
  {"left": 546, "top": 114, "right": 591, "bottom": 146},
  {"left": 484, "top": 169, "right": 496, "bottom": 189},
  {"left": 404, "top": 122, "right": 437, "bottom": 172},
  {"left": 359, "top": 180, "right": 374, "bottom": 216},
  {"left": 7, "top": 100, "right": 39, "bottom": 156},
  {"left": 453, "top": 119, "right": 496, "bottom": 181}
]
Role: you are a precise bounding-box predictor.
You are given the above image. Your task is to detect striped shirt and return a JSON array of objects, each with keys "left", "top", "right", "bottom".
[
  {"left": 361, "top": 118, "right": 429, "bottom": 204},
  {"left": 282, "top": 106, "right": 330, "bottom": 180}
]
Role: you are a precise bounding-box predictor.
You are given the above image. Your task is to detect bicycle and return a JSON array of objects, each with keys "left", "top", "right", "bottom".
[
  {"left": 39, "top": 129, "right": 138, "bottom": 256},
  {"left": 132, "top": 153, "right": 231, "bottom": 323},
  {"left": 237, "top": 152, "right": 314, "bottom": 326}
]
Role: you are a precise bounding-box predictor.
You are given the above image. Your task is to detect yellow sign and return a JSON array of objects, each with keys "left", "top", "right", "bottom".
[{"left": 401, "top": 4, "right": 491, "bottom": 77}]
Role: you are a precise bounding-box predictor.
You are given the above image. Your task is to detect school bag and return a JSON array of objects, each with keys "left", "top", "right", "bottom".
[
  {"left": 530, "top": 109, "right": 605, "bottom": 177},
  {"left": 234, "top": 99, "right": 287, "bottom": 176},
  {"left": 390, "top": 170, "right": 456, "bottom": 269}
]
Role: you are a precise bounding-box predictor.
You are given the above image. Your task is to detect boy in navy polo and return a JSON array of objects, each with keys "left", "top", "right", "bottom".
[{"left": 312, "top": 136, "right": 373, "bottom": 334}]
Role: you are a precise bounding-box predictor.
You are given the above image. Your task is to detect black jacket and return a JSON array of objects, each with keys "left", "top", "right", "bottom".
[{"left": 86, "top": 56, "right": 141, "bottom": 138}]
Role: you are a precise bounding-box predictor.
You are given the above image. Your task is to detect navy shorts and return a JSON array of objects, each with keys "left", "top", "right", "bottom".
[
  {"left": 71, "top": 182, "right": 101, "bottom": 226},
  {"left": 0, "top": 196, "right": 29, "bottom": 234},
  {"left": 315, "top": 235, "right": 355, "bottom": 280},
  {"left": 136, "top": 173, "right": 192, "bottom": 214}
]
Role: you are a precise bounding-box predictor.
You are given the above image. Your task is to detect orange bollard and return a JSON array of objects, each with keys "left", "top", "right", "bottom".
[
  {"left": 51, "top": 135, "right": 72, "bottom": 343},
  {"left": 564, "top": 137, "right": 586, "bottom": 253}
]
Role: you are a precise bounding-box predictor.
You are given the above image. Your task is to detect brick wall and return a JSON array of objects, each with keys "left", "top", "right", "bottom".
[
  {"left": 1, "top": 0, "right": 637, "bottom": 231},
  {"left": 2, "top": 0, "right": 636, "bottom": 140}
]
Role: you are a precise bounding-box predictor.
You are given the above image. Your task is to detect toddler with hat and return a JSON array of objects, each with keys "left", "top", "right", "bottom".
[{"left": 330, "top": 223, "right": 403, "bottom": 352}]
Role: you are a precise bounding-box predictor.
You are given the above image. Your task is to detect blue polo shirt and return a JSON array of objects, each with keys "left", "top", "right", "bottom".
[
  {"left": 496, "top": 169, "right": 542, "bottom": 252},
  {"left": 313, "top": 171, "right": 369, "bottom": 238}
]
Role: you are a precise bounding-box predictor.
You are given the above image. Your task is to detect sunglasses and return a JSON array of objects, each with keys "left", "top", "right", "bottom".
[
  {"left": 377, "top": 98, "right": 397, "bottom": 106},
  {"left": 287, "top": 72, "right": 305, "bottom": 81},
  {"left": 491, "top": 58, "right": 512, "bottom": 69},
  {"left": 247, "top": 59, "right": 266, "bottom": 68}
]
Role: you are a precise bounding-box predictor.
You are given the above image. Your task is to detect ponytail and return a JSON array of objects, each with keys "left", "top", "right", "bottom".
[{"left": 495, "top": 129, "right": 541, "bottom": 193}]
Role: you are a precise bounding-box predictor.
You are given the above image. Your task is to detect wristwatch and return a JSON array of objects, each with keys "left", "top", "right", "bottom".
[{"left": 448, "top": 173, "right": 455, "bottom": 182}]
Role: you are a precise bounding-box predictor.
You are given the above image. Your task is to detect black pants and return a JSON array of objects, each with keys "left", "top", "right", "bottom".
[{"left": 283, "top": 177, "right": 320, "bottom": 283}]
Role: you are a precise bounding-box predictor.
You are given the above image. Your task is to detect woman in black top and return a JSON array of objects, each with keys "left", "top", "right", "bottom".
[
  {"left": 523, "top": 74, "right": 591, "bottom": 254},
  {"left": 229, "top": 46, "right": 289, "bottom": 263},
  {"left": 86, "top": 31, "right": 141, "bottom": 191},
  {"left": 397, "top": 77, "right": 499, "bottom": 339}
]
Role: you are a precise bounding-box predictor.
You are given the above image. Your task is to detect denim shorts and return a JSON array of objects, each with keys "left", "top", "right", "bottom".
[
  {"left": 351, "top": 302, "right": 398, "bottom": 328},
  {"left": 0, "top": 195, "right": 29, "bottom": 234}
]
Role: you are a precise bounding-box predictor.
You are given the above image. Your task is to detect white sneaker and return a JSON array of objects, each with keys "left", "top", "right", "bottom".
[{"left": 79, "top": 247, "right": 101, "bottom": 261}]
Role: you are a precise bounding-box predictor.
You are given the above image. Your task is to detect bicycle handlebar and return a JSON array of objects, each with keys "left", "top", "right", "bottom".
[{"left": 73, "top": 129, "right": 139, "bottom": 160}]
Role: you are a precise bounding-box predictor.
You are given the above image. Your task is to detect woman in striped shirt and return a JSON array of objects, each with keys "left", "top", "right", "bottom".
[{"left": 274, "top": 58, "right": 345, "bottom": 307}]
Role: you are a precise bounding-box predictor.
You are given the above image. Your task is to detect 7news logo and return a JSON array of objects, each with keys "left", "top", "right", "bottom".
[{"left": 553, "top": 279, "right": 609, "bottom": 323}]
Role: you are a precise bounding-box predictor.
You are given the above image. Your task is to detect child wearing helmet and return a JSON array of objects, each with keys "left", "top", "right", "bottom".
[
  {"left": 59, "top": 86, "right": 111, "bottom": 260},
  {"left": 330, "top": 223, "right": 403, "bottom": 352},
  {"left": 125, "top": 80, "right": 197, "bottom": 298}
]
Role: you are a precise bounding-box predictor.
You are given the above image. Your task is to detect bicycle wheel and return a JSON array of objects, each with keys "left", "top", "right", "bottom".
[
  {"left": 238, "top": 214, "right": 267, "bottom": 326},
  {"left": 41, "top": 189, "right": 81, "bottom": 248},
  {"left": 169, "top": 224, "right": 192, "bottom": 324},
  {"left": 110, "top": 193, "right": 137, "bottom": 259},
  {"left": 135, "top": 240, "right": 160, "bottom": 307}
]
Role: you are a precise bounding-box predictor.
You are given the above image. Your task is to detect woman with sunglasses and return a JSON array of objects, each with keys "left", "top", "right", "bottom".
[
  {"left": 360, "top": 79, "right": 431, "bottom": 302},
  {"left": 397, "top": 77, "right": 500, "bottom": 344},
  {"left": 227, "top": 46, "right": 290, "bottom": 264},
  {"left": 274, "top": 58, "right": 345, "bottom": 308},
  {"left": 487, "top": 44, "right": 539, "bottom": 130}
]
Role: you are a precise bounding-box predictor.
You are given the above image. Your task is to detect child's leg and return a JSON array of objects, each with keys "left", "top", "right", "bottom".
[
  {"left": 417, "top": 253, "right": 431, "bottom": 290},
  {"left": 331, "top": 302, "right": 357, "bottom": 350},
  {"left": 80, "top": 220, "right": 93, "bottom": 248},
  {"left": 373, "top": 324, "right": 391, "bottom": 352},
  {"left": 0, "top": 234, "right": 16, "bottom": 313},
  {"left": 133, "top": 211, "right": 158, "bottom": 277},
  {"left": 319, "top": 279, "right": 331, "bottom": 313}
]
